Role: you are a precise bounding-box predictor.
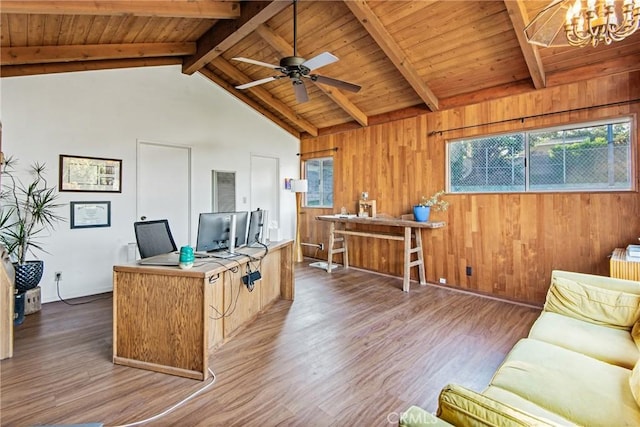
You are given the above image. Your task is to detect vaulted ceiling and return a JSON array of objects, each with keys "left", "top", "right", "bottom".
[{"left": 2, "top": 1, "right": 639, "bottom": 138}]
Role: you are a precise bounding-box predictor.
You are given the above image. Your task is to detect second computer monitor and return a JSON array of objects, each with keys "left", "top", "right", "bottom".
[
  {"left": 247, "top": 209, "right": 267, "bottom": 247},
  {"left": 196, "top": 211, "right": 248, "bottom": 252}
]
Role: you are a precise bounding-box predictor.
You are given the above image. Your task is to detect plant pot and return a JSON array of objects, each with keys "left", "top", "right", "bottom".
[
  {"left": 413, "top": 205, "right": 431, "bottom": 222},
  {"left": 14, "top": 260, "right": 44, "bottom": 292},
  {"left": 14, "top": 291, "right": 25, "bottom": 326}
]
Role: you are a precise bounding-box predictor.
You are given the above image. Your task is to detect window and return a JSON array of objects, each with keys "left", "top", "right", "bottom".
[
  {"left": 304, "top": 157, "right": 333, "bottom": 207},
  {"left": 448, "top": 118, "right": 632, "bottom": 193}
]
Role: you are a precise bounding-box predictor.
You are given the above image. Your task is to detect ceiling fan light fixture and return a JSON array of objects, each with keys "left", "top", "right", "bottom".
[{"left": 231, "top": 0, "right": 361, "bottom": 102}]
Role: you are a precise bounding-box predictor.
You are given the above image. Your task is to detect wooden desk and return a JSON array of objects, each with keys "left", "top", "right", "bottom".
[
  {"left": 610, "top": 248, "right": 640, "bottom": 281},
  {"left": 113, "top": 240, "right": 293, "bottom": 380},
  {"left": 316, "top": 215, "right": 445, "bottom": 292}
]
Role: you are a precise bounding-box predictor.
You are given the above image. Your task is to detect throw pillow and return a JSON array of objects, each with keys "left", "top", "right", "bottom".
[{"left": 544, "top": 275, "right": 640, "bottom": 329}]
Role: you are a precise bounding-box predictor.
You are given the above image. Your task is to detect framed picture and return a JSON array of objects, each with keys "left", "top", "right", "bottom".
[
  {"left": 59, "top": 155, "right": 122, "bottom": 192},
  {"left": 70, "top": 201, "right": 111, "bottom": 229}
]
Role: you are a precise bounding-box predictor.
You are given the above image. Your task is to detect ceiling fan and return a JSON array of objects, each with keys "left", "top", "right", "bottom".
[{"left": 232, "top": 0, "right": 361, "bottom": 103}]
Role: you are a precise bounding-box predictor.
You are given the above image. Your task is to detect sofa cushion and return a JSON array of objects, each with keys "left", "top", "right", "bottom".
[
  {"left": 489, "top": 338, "right": 640, "bottom": 427},
  {"left": 528, "top": 311, "right": 639, "bottom": 369},
  {"left": 436, "top": 384, "right": 559, "bottom": 427},
  {"left": 544, "top": 274, "right": 640, "bottom": 328},
  {"left": 399, "top": 406, "right": 453, "bottom": 427},
  {"left": 483, "top": 386, "right": 574, "bottom": 426},
  {"left": 631, "top": 361, "right": 640, "bottom": 408}
]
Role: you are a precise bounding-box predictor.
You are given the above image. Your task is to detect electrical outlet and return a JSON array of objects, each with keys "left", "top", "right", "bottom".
[
  {"left": 439, "top": 277, "right": 447, "bottom": 284},
  {"left": 55, "top": 271, "right": 62, "bottom": 281},
  {"left": 466, "top": 266, "right": 472, "bottom": 276}
]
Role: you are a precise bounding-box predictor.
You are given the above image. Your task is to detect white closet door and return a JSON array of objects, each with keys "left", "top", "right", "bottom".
[
  {"left": 250, "top": 155, "right": 279, "bottom": 227},
  {"left": 137, "top": 141, "right": 191, "bottom": 247}
]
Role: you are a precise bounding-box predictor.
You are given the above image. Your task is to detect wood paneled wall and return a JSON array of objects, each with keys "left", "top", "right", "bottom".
[{"left": 300, "top": 71, "right": 640, "bottom": 305}]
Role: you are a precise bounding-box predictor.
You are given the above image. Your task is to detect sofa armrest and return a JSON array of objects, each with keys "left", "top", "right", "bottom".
[
  {"left": 545, "top": 270, "right": 640, "bottom": 328},
  {"left": 399, "top": 406, "right": 453, "bottom": 427},
  {"left": 436, "top": 384, "right": 558, "bottom": 427}
]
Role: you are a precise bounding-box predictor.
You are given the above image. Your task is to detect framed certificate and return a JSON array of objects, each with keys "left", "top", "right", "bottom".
[{"left": 70, "top": 201, "right": 111, "bottom": 229}]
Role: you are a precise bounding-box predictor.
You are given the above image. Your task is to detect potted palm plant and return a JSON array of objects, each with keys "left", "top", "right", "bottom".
[
  {"left": 0, "top": 157, "right": 63, "bottom": 295},
  {"left": 413, "top": 190, "right": 449, "bottom": 222}
]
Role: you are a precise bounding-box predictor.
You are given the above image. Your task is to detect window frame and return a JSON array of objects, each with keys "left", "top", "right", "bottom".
[
  {"left": 303, "top": 156, "right": 334, "bottom": 208},
  {"left": 446, "top": 115, "right": 636, "bottom": 194}
]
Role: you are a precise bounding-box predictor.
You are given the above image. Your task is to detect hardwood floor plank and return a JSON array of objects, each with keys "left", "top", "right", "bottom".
[{"left": 1, "top": 263, "right": 540, "bottom": 426}]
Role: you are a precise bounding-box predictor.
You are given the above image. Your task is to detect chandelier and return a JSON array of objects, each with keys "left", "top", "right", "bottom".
[{"left": 525, "top": 0, "right": 640, "bottom": 47}]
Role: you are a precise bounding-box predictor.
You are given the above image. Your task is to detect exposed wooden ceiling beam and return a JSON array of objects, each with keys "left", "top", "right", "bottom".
[
  {"left": 211, "top": 57, "right": 318, "bottom": 137},
  {"left": 0, "top": 1, "right": 241, "bottom": 19},
  {"left": 505, "top": 0, "right": 546, "bottom": 89},
  {"left": 546, "top": 54, "right": 640, "bottom": 87},
  {"left": 1, "top": 43, "right": 195, "bottom": 66},
  {"left": 199, "top": 68, "right": 300, "bottom": 138},
  {"left": 182, "top": 1, "right": 290, "bottom": 75},
  {"left": 344, "top": 0, "right": 439, "bottom": 111},
  {"left": 0, "top": 57, "right": 181, "bottom": 78},
  {"left": 254, "top": 24, "right": 369, "bottom": 127}
]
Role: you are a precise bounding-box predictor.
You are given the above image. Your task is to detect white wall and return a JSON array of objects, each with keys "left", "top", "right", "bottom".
[{"left": 0, "top": 65, "right": 300, "bottom": 303}]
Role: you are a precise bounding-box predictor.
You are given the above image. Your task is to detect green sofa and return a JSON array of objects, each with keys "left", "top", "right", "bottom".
[{"left": 400, "top": 270, "right": 640, "bottom": 427}]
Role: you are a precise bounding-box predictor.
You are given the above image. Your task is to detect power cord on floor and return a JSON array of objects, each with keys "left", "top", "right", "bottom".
[
  {"left": 109, "top": 367, "right": 216, "bottom": 427},
  {"left": 56, "top": 276, "right": 112, "bottom": 305}
]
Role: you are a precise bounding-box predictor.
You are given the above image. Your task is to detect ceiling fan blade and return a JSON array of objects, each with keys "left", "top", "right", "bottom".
[
  {"left": 236, "top": 76, "right": 278, "bottom": 90},
  {"left": 293, "top": 81, "right": 309, "bottom": 103},
  {"left": 302, "top": 52, "right": 338, "bottom": 71},
  {"left": 232, "top": 57, "right": 281, "bottom": 70},
  {"left": 311, "top": 75, "right": 361, "bottom": 93}
]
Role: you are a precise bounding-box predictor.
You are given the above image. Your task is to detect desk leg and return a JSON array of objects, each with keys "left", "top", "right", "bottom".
[
  {"left": 327, "top": 222, "right": 335, "bottom": 273},
  {"left": 403, "top": 226, "right": 411, "bottom": 292},
  {"left": 342, "top": 224, "right": 349, "bottom": 269},
  {"left": 415, "top": 229, "right": 426, "bottom": 285}
]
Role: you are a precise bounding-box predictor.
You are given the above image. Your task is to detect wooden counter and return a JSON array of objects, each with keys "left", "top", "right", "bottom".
[
  {"left": 113, "top": 240, "right": 293, "bottom": 380},
  {"left": 0, "top": 249, "right": 15, "bottom": 360},
  {"left": 316, "top": 215, "right": 445, "bottom": 292}
]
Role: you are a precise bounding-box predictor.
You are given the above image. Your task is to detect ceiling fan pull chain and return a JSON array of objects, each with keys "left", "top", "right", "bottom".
[{"left": 292, "top": 0, "right": 297, "bottom": 57}]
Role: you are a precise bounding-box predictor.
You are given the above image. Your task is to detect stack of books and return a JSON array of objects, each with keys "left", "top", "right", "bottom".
[{"left": 627, "top": 245, "right": 640, "bottom": 261}]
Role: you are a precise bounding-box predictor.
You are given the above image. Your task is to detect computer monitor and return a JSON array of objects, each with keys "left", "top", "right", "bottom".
[
  {"left": 247, "top": 209, "right": 267, "bottom": 247},
  {"left": 196, "top": 211, "right": 248, "bottom": 253}
]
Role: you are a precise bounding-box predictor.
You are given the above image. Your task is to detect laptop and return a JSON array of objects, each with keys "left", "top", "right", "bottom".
[
  {"left": 137, "top": 251, "right": 215, "bottom": 266},
  {"left": 137, "top": 252, "right": 180, "bottom": 266}
]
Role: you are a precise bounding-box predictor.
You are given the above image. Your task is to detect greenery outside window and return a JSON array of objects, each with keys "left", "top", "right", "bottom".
[
  {"left": 304, "top": 157, "right": 334, "bottom": 207},
  {"left": 447, "top": 118, "right": 632, "bottom": 193}
]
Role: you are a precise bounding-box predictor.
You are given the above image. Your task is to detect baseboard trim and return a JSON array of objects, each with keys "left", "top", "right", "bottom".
[{"left": 302, "top": 257, "right": 543, "bottom": 309}]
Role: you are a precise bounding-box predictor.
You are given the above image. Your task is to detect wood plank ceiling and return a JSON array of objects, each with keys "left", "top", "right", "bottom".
[{"left": 2, "top": 1, "right": 640, "bottom": 138}]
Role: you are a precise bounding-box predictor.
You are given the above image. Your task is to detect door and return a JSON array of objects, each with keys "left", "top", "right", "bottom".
[
  {"left": 250, "top": 155, "right": 279, "bottom": 229},
  {"left": 137, "top": 141, "right": 191, "bottom": 246}
]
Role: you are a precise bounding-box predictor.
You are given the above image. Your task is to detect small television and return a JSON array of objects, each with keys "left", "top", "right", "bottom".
[
  {"left": 196, "top": 211, "right": 248, "bottom": 253},
  {"left": 247, "top": 209, "right": 268, "bottom": 247}
]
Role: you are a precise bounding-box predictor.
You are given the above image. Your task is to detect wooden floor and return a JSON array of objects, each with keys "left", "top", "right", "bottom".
[{"left": 1, "top": 262, "right": 541, "bottom": 426}]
